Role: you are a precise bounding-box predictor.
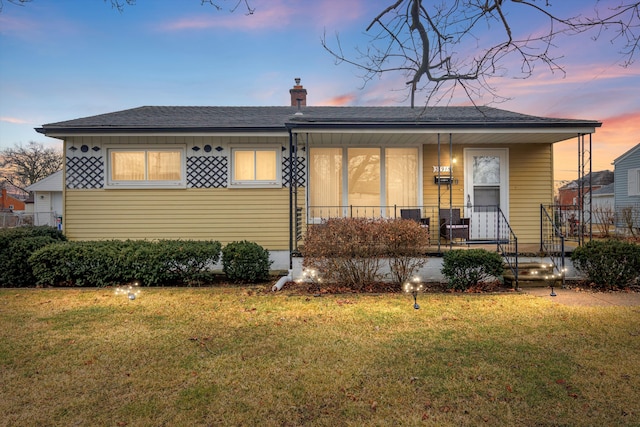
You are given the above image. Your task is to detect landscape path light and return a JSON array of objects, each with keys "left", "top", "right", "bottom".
[
  {"left": 298, "top": 268, "right": 322, "bottom": 297},
  {"left": 404, "top": 277, "right": 423, "bottom": 310},
  {"left": 115, "top": 281, "right": 141, "bottom": 301},
  {"left": 547, "top": 266, "right": 568, "bottom": 297}
]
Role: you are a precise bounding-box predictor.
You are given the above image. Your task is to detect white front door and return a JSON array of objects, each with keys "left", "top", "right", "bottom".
[{"left": 464, "top": 148, "right": 509, "bottom": 241}]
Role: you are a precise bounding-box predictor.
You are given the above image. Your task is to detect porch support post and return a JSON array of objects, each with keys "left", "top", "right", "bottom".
[
  {"left": 437, "top": 133, "right": 441, "bottom": 253},
  {"left": 448, "top": 133, "right": 453, "bottom": 250},
  {"left": 588, "top": 133, "right": 593, "bottom": 241}
]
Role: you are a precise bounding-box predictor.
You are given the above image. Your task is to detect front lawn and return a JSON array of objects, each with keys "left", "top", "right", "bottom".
[{"left": 1, "top": 287, "right": 638, "bottom": 426}]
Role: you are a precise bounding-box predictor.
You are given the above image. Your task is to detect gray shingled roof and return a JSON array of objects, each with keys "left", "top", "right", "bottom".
[
  {"left": 591, "top": 183, "right": 615, "bottom": 196},
  {"left": 37, "top": 105, "right": 601, "bottom": 135},
  {"left": 560, "top": 170, "right": 614, "bottom": 189}
]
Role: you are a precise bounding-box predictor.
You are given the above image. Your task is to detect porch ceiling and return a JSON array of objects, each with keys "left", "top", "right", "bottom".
[{"left": 300, "top": 130, "right": 591, "bottom": 146}]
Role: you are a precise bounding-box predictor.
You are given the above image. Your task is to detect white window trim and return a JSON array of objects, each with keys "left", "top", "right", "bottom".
[
  {"left": 104, "top": 145, "right": 186, "bottom": 189},
  {"left": 229, "top": 146, "right": 282, "bottom": 188}
]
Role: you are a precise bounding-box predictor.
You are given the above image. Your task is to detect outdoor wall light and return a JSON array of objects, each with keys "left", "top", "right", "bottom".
[{"left": 404, "top": 277, "right": 423, "bottom": 310}]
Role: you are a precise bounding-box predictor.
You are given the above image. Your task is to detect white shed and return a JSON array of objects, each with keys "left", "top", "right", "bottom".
[{"left": 25, "top": 171, "right": 63, "bottom": 228}]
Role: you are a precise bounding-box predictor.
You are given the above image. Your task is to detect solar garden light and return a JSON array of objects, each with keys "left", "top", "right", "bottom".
[
  {"left": 544, "top": 267, "right": 558, "bottom": 297},
  {"left": 404, "top": 277, "right": 423, "bottom": 310},
  {"left": 115, "top": 281, "right": 141, "bottom": 300},
  {"left": 547, "top": 267, "right": 568, "bottom": 297},
  {"left": 297, "top": 268, "right": 322, "bottom": 296}
]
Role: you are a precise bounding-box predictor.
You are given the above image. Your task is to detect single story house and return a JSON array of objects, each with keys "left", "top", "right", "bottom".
[
  {"left": 24, "top": 170, "right": 64, "bottom": 228},
  {"left": 613, "top": 143, "right": 640, "bottom": 235},
  {"left": 36, "top": 80, "right": 601, "bottom": 270}
]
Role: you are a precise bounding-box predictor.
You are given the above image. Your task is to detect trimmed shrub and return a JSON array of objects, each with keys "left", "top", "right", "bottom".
[
  {"left": 302, "top": 217, "right": 430, "bottom": 290},
  {"left": 441, "top": 249, "right": 504, "bottom": 291},
  {"left": 380, "top": 219, "right": 430, "bottom": 286},
  {"left": 29, "top": 239, "right": 221, "bottom": 287},
  {"left": 571, "top": 239, "right": 640, "bottom": 289},
  {"left": 0, "top": 226, "right": 66, "bottom": 287},
  {"left": 221, "top": 241, "right": 272, "bottom": 283},
  {"left": 302, "top": 217, "right": 385, "bottom": 290}
]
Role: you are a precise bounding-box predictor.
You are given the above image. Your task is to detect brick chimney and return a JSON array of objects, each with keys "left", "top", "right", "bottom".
[{"left": 289, "top": 78, "right": 307, "bottom": 107}]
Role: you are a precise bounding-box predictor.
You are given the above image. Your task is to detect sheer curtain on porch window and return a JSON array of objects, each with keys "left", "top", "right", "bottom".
[
  {"left": 348, "top": 148, "right": 380, "bottom": 216},
  {"left": 386, "top": 148, "right": 418, "bottom": 211},
  {"left": 111, "top": 151, "right": 145, "bottom": 181},
  {"left": 309, "top": 148, "right": 342, "bottom": 218}
]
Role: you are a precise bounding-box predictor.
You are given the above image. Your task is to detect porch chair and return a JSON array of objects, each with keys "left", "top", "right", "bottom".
[
  {"left": 400, "top": 209, "right": 430, "bottom": 229},
  {"left": 401, "top": 208, "right": 430, "bottom": 245},
  {"left": 439, "top": 208, "right": 470, "bottom": 241}
]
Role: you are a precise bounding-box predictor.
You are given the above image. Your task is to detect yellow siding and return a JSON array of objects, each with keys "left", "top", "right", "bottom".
[
  {"left": 507, "top": 143, "right": 554, "bottom": 243},
  {"left": 423, "top": 145, "right": 465, "bottom": 207},
  {"left": 64, "top": 188, "right": 301, "bottom": 250}
]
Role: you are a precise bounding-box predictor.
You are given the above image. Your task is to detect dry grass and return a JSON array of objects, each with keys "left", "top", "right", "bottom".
[{"left": 1, "top": 286, "right": 639, "bottom": 426}]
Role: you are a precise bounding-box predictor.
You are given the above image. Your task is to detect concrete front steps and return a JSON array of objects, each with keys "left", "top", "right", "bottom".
[{"left": 503, "top": 262, "right": 563, "bottom": 288}]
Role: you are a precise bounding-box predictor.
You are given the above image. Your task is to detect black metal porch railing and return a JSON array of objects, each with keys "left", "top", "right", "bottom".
[
  {"left": 496, "top": 207, "right": 518, "bottom": 287},
  {"left": 307, "top": 203, "right": 519, "bottom": 283},
  {"left": 308, "top": 205, "right": 513, "bottom": 242},
  {"left": 540, "top": 204, "right": 566, "bottom": 287}
]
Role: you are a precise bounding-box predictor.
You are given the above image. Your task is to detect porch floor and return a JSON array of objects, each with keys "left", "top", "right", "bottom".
[{"left": 426, "top": 240, "right": 578, "bottom": 256}]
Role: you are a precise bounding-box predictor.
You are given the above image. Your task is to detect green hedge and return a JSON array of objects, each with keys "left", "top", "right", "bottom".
[
  {"left": 29, "top": 239, "right": 221, "bottom": 287},
  {"left": 441, "top": 249, "right": 504, "bottom": 291},
  {"left": 221, "top": 241, "right": 272, "bottom": 283},
  {"left": 0, "top": 226, "right": 67, "bottom": 287},
  {"left": 571, "top": 239, "right": 640, "bottom": 289}
]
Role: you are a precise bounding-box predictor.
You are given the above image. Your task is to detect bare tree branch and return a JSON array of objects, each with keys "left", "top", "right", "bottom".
[
  {"left": 323, "top": 0, "right": 640, "bottom": 107},
  {"left": 0, "top": 142, "right": 62, "bottom": 194}
]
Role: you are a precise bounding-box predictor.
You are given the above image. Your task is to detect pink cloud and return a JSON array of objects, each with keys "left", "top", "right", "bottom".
[
  {"left": 0, "top": 117, "right": 28, "bottom": 124},
  {"left": 160, "top": 0, "right": 367, "bottom": 32},
  {"left": 553, "top": 111, "right": 640, "bottom": 180},
  {"left": 322, "top": 93, "right": 357, "bottom": 106}
]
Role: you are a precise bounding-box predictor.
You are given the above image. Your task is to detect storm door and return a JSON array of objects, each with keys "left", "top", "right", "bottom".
[{"left": 464, "top": 148, "right": 509, "bottom": 241}]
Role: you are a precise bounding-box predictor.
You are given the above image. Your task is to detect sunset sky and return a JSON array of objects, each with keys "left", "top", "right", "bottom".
[{"left": 1, "top": 0, "right": 638, "bottom": 182}]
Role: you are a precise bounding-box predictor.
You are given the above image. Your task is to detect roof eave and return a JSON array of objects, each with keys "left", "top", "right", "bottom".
[{"left": 36, "top": 126, "right": 288, "bottom": 138}]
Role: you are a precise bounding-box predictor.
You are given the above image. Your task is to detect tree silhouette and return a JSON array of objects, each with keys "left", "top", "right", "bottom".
[
  {"left": 0, "top": 142, "right": 62, "bottom": 194},
  {"left": 322, "top": 0, "right": 640, "bottom": 107}
]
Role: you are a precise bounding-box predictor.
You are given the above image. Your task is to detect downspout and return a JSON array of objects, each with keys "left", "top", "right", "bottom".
[
  {"left": 288, "top": 128, "right": 294, "bottom": 270},
  {"left": 272, "top": 269, "right": 293, "bottom": 291}
]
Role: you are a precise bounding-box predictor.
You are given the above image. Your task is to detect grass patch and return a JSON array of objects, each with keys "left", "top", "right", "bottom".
[{"left": 0, "top": 287, "right": 639, "bottom": 426}]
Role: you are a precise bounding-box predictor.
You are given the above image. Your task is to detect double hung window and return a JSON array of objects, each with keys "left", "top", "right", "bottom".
[{"left": 107, "top": 147, "right": 184, "bottom": 188}]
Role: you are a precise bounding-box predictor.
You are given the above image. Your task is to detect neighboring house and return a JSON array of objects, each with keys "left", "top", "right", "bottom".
[
  {"left": 25, "top": 170, "right": 64, "bottom": 228},
  {"left": 613, "top": 143, "right": 640, "bottom": 235},
  {"left": 36, "top": 80, "right": 601, "bottom": 270},
  {"left": 0, "top": 188, "right": 27, "bottom": 228},
  {"left": 557, "top": 170, "right": 614, "bottom": 206},
  {"left": 0, "top": 188, "right": 25, "bottom": 212},
  {"left": 589, "top": 183, "right": 615, "bottom": 236},
  {"left": 590, "top": 183, "right": 614, "bottom": 216}
]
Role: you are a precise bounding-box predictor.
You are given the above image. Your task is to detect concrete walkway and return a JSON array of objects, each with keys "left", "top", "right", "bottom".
[{"left": 520, "top": 286, "right": 640, "bottom": 307}]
